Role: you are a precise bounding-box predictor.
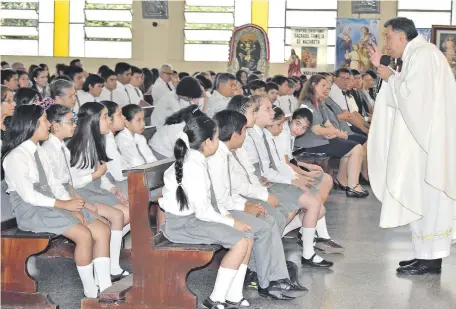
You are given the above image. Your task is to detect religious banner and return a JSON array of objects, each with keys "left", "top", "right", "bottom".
[
  {"left": 290, "top": 28, "right": 329, "bottom": 74},
  {"left": 336, "top": 18, "right": 379, "bottom": 72}
]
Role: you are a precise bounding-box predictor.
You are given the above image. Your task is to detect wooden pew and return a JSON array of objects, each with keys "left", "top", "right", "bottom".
[
  {"left": 1, "top": 217, "right": 57, "bottom": 309},
  {"left": 82, "top": 158, "right": 222, "bottom": 309},
  {"left": 292, "top": 148, "right": 333, "bottom": 176}
]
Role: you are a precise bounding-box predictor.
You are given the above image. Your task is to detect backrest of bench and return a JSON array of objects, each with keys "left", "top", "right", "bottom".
[
  {"left": 142, "top": 106, "right": 155, "bottom": 127},
  {"left": 143, "top": 125, "right": 156, "bottom": 143}
]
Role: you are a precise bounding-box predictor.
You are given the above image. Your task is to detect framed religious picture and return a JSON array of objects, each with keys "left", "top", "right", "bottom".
[{"left": 431, "top": 25, "right": 456, "bottom": 78}]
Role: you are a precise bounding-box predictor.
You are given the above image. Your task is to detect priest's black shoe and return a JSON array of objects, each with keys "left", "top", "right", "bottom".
[
  {"left": 258, "top": 279, "right": 307, "bottom": 300},
  {"left": 396, "top": 260, "right": 441, "bottom": 275},
  {"left": 286, "top": 261, "right": 306, "bottom": 289},
  {"left": 203, "top": 297, "right": 227, "bottom": 308},
  {"left": 301, "top": 254, "right": 333, "bottom": 268},
  {"left": 399, "top": 258, "right": 417, "bottom": 267}
]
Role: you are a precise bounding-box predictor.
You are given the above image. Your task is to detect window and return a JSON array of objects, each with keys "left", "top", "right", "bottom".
[
  {"left": 398, "top": 0, "right": 455, "bottom": 28},
  {"left": 0, "top": 0, "right": 132, "bottom": 58},
  {"left": 0, "top": 0, "right": 54, "bottom": 56},
  {"left": 69, "top": 0, "right": 132, "bottom": 58},
  {"left": 184, "top": 0, "right": 239, "bottom": 61},
  {"left": 268, "top": 0, "right": 337, "bottom": 65}
]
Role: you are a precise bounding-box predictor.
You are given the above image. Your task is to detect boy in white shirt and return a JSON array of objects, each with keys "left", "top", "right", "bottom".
[
  {"left": 209, "top": 110, "right": 307, "bottom": 300},
  {"left": 77, "top": 74, "right": 104, "bottom": 106},
  {"left": 99, "top": 69, "right": 117, "bottom": 102},
  {"left": 243, "top": 95, "right": 334, "bottom": 268},
  {"left": 125, "top": 66, "right": 149, "bottom": 106},
  {"left": 112, "top": 62, "right": 132, "bottom": 107}
]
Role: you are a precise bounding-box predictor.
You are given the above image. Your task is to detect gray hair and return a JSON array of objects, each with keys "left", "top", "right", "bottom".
[
  {"left": 384, "top": 17, "right": 418, "bottom": 41},
  {"left": 159, "top": 64, "right": 173, "bottom": 73},
  {"left": 50, "top": 79, "right": 74, "bottom": 99},
  {"left": 11, "top": 62, "right": 24, "bottom": 70},
  {"left": 215, "top": 73, "right": 236, "bottom": 90}
]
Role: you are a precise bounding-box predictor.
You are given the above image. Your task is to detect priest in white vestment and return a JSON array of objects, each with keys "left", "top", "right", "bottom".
[{"left": 368, "top": 17, "right": 456, "bottom": 275}]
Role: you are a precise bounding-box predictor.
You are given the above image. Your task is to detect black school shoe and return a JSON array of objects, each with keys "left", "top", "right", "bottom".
[
  {"left": 111, "top": 270, "right": 129, "bottom": 282},
  {"left": 314, "top": 238, "right": 345, "bottom": 253},
  {"left": 258, "top": 279, "right": 307, "bottom": 300},
  {"left": 203, "top": 297, "right": 227, "bottom": 308},
  {"left": 225, "top": 298, "right": 251, "bottom": 308},
  {"left": 244, "top": 269, "right": 258, "bottom": 289},
  {"left": 301, "top": 254, "right": 333, "bottom": 268}
]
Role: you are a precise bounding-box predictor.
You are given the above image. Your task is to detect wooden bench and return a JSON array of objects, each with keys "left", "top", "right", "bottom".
[
  {"left": 1, "top": 217, "right": 58, "bottom": 309},
  {"left": 82, "top": 158, "right": 222, "bottom": 309},
  {"left": 142, "top": 105, "right": 154, "bottom": 127},
  {"left": 292, "top": 147, "right": 333, "bottom": 176}
]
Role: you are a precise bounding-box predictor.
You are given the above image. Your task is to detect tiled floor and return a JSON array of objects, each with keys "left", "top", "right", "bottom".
[{"left": 35, "top": 189, "right": 456, "bottom": 309}]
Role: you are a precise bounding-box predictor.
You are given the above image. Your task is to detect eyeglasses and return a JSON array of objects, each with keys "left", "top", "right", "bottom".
[{"left": 58, "top": 119, "right": 76, "bottom": 125}]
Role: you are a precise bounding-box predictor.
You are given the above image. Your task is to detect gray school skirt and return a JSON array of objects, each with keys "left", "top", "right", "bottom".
[
  {"left": 9, "top": 191, "right": 96, "bottom": 235},
  {"left": 162, "top": 212, "right": 253, "bottom": 248},
  {"left": 75, "top": 178, "right": 120, "bottom": 207}
]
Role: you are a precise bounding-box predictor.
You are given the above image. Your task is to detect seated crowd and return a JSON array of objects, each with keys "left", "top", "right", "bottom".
[{"left": 1, "top": 60, "right": 377, "bottom": 308}]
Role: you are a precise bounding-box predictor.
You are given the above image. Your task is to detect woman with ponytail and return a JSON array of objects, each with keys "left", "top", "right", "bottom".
[{"left": 159, "top": 116, "right": 254, "bottom": 309}]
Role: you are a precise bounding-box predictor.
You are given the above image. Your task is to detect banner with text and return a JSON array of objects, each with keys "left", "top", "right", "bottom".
[{"left": 291, "top": 28, "right": 329, "bottom": 72}]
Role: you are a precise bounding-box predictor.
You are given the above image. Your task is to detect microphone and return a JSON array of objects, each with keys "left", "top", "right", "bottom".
[{"left": 380, "top": 55, "right": 391, "bottom": 66}]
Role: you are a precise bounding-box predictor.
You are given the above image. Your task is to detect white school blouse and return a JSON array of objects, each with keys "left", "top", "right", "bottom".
[
  {"left": 207, "top": 142, "right": 247, "bottom": 212},
  {"left": 98, "top": 87, "right": 114, "bottom": 102},
  {"left": 125, "top": 84, "right": 144, "bottom": 105},
  {"left": 115, "top": 128, "right": 157, "bottom": 168},
  {"left": 150, "top": 91, "right": 190, "bottom": 128},
  {"left": 41, "top": 133, "right": 72, "bottom": 185},
  {"left": 244, "top": 125, "right": 293, "bottom": 184},
  {"left": 68, "top": 152, "right": 115, "bottom": 191},
  {"left": 159, "top": 149, "right": 234, "bottom": 226},
  {"left": 105, "top": 131, "right": 130, "bottom": 181},
  {"left": 3, "top": 140, "right": 71, "bottom": 206},
  {"left": 148, "top": 122, "right": 185, "bottom": 158},
  {"left": 275, "top": 121, "right": 295, "bottom": 159}
]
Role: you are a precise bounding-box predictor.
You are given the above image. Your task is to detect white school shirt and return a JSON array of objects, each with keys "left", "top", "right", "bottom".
[
  {"left": 148, "top": 122, "right": 185, "bottom": 158},
  {"left": 276, "top": 95, "right": 297, "bottom": 116},
  {"left": 105, "top": 131, "right": 130, "bottom": 182},
  {"left": 115, "top": 128, "right": 157, "bottom": 168},
  {"left": 231, "top": 146, "right": 269, "bottom": 202},
  {"left": 206, "top": 90, "right": 230, "bottom": 118},
  {"left": 244, "top": 125, "right": 293, "bottom": 184},
  {"left": 263, "top": 129, "right": 296, "bottom": 179},
  {"left": 76, "top": 90, "right": 99, "bottom": 110},
  {"left": 329, "top": 83, "right": 346, "bottom": 110},
  {"left": 112, "top": 81, "right": 131, "bottom": 107},
  {"left": 69, "top": 155, "right": 115, "bottom": 191},
  {"left": 158, "top": 149, "right": 234, "bottom": 226},
  {"left": 125, "top": 84, "right": 144, "bottom": 105},
  {"left": 150, "top": 91, "right": 190, "bottom": 128},
  {"left": 152, "top": 77, "right": 173, "bottom": 104},
  {"left": 3, "top": 140, "right": 71, "bottom": 206},
  {"left": 99, "top": 87, "right": 114, "bottom": 102},
  {"left": 41, "top": 133, "right": 72, "bottom": 185},
  {"left": 207, "top": 142, "right": 247, "bottom": 212}
]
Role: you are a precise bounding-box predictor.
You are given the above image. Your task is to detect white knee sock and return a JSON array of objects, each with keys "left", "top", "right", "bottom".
[
  {"left": 302, "top": 227, "right": 323, "bottom": 262},
  {"left": 282, "top": 215, "right": 302, "bottom": 237},
  {"left": 93, "top": 257, "right": 112, "bottom": 292},
  {"left": 226, "top": 264, "right": 250, "bottom": 306},
  {"left": 210, "top": 267, "right": 238, "bottom": 306},
  {"left": 316, "top": 216, "right": 331, "bottom": 239},
  {"left": 76, "top": 262, "right": 98, "bottom": 298},
  {"left": 122, "top": 223, "right": 130, "bottom": 237},
  {"left": 110, "top": 230, "right": 129, "bottom": 276}
]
